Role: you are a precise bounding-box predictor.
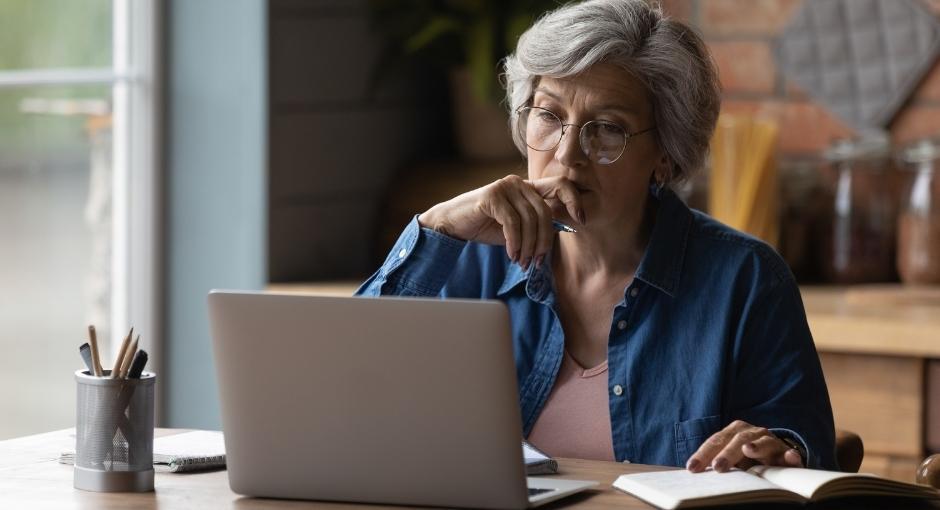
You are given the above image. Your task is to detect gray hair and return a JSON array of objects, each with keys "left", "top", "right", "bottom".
[{"left": 503, "top": 0, "right": 720, "bottom": 184}]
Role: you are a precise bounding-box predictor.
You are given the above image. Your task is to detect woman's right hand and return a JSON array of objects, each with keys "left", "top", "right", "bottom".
[{"left": 417, "top": 175, "right": 584, "bottom": 269}]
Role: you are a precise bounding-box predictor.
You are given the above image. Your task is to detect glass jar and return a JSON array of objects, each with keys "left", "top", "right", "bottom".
[
  {"left": 817, "top": 133, "right": 897, "bottom": 284},
  {"left": 897, "top": 138, "right": 940, "bottom": 285},
  {"left": 778, "top": 160, "right": 824, "bottom": 282}
]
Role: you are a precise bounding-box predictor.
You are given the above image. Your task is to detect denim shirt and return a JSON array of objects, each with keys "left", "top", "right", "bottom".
[{"left": 356, "top": 187, "right": 838, "bottom": 470}]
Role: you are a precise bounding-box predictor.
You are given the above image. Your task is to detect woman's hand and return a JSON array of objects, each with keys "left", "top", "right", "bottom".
[
  {"left": 418, "top": 175, "right": 583, "bottom": 269},
  {"left": 686, "top": 420, "right": 804, "bottom": 473}
]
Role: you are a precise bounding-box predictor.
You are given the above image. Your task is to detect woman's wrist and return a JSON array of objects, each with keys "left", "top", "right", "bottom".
[{"left": 418, "top": 205, "right": 458, "bottom": 239}]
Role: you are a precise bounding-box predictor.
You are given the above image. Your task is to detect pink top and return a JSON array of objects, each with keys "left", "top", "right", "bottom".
[{"left": 526, "top": 350, "right": 616, "bottom": 461}]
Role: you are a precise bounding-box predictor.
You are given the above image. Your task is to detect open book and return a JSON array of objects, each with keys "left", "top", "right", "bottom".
[{"left": 613, "top": 465, "right": 940, "bottom": 509}]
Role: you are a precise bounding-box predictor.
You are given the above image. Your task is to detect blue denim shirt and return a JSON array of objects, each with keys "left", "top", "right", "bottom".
[{"left": 356, "top": 187, "right": 838, "bottom": 470}]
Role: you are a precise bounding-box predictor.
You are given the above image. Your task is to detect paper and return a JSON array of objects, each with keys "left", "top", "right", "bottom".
[{"left": 153, "top": 430, "right": 224, "bottom": 459}]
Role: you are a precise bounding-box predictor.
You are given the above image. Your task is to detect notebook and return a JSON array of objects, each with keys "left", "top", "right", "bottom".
[
  {"left": 60, "top": 430, "right": 226, "bottom": 473},
  {"left": 523, "top": 440, "right": 557, "bottom": 475},
  {"left": 151, "top": 430, "right": 226, "bottom": 472}
]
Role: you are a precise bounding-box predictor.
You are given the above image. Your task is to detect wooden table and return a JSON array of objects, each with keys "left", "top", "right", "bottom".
[{"left": 0, "top": 428, "right": 671, "bottom": 509}]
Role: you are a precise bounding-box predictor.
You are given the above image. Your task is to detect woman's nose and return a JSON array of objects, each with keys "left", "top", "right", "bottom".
[{"left": 554, "top": 125, "right": 589, "bottom": 168}]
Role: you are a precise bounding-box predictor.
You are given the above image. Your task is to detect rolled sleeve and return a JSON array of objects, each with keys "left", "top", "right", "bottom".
[{"left": 356, "top": 215, "right": 467, "bottom": 297}]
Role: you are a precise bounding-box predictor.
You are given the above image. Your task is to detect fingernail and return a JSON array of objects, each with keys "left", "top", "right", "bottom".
[
  {"left": 523, "top": 257, "right": 532, "bottom": 269},
  {"left": 713, "top": 457, "right": 728, "bottom": 471},
  {"left": 512, "top": 250, "right": 520, "bottom": 263},
  {"left": 577, "top": 208, "right": 586, "bottom": 225},
  {"left": 535, "top": 254, "right": 545, "bottom": 269},
  {"left": 686, "top": 459, "right": 700, "bottom": 471}
]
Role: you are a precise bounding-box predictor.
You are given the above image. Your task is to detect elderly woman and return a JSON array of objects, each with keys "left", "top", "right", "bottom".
[{"left": 358, "top": 0, "right": 837, "bottom": 472}]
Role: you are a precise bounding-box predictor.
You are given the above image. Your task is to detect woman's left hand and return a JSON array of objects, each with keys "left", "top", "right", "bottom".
[{"left": 685, "top": 420, "right": 804, "bottom": 473}]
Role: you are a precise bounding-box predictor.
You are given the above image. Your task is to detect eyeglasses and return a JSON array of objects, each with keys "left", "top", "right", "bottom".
[{"left": 515, "top": 106, "right": 655, "bottom": 165}]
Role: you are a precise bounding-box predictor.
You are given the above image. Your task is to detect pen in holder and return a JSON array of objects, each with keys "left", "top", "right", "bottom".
[{"left": 74, "top": 369, "right": 156, "bottom": 492}]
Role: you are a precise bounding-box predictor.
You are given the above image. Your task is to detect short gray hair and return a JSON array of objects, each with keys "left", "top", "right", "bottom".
[{"left": 503, "top": 0, "right": 720, "bottom": 184}]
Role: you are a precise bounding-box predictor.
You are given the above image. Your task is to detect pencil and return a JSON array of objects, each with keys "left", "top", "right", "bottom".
[
  {"left": 88, "top": 325, "right": 103, "bottom": 377},
  {"left": 110, "top": 327, "right": 133, "bottom": 379},
  {"left": 119, "top": 335, "right": 139, "bottom": 379}
]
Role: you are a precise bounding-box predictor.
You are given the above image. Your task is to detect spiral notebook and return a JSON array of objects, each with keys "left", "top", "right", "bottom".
[{"left": 151, "top": 430, "right": 226, "bottom": 472}]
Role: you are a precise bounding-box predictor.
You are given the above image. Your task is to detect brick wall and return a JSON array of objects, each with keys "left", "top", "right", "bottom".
[{"left": 661, "top": 0, "right": 940, "bottom": 156}]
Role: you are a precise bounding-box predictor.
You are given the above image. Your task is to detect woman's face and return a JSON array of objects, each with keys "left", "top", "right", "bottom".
[{"left": 526, "top": 63, "right": 665, "bottom": 229}]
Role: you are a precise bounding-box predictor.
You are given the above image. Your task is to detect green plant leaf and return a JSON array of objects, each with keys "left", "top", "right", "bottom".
[{"left": 404, "top": 15, "right": 460, "bottom": 53}]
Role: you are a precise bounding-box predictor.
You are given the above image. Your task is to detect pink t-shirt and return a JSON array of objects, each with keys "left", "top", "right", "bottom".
[{"left": 526, "top": 350, "right": 616, "bottom": 461}]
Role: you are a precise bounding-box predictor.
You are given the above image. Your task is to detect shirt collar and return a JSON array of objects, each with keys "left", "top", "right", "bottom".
[
  {"left": 633, "top": 186, "right": 692, "bottom": 297},
  {"left": 496, "top": 186, "right": 692, "bottom": 299}
]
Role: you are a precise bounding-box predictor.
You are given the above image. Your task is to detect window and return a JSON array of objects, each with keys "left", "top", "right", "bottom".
[{"left": 0, "top": 0, "right": 159, "bottom": 439}]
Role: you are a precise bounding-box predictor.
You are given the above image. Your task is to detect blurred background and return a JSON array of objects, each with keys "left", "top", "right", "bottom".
[{"left": 1, "top": 0, "right": 938, "bottom": 482}]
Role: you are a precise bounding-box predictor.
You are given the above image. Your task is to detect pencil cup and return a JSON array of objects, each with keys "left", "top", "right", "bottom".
[{"left": 74, "top": 370, "right": 156, "bottom": 492}]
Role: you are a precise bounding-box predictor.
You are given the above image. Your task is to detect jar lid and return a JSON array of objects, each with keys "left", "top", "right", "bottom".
[
  {"left": 823, "top": 130, "right": 891, "bottom": 162},
  {"left": 899, "top": 138, "right": 940, "bottom": 164}
]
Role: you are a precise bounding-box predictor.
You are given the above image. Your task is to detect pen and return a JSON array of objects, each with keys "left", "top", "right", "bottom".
[
  {"left": 127, "top": 349, "right": 148, "bottom": 379},
  {"left": 78, "top": 343, "right": 95, "bottom": 374},
  {"left": 552, "top": 220, "right": 577, "bottom": 233},
  {"left": 88, "top": 325, "right": 103, "bottom": 376}
]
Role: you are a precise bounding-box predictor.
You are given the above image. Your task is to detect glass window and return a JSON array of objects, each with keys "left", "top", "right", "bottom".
[
  {"left": 0, "top": 0, "right": 112, "bottom": 70},
  {"left": 0, "top": 86, "right": 112, "bottom": 439}
]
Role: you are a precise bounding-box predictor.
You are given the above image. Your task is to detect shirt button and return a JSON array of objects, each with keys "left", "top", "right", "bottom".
[
  {"left": 630, "top": 288, "right": 639, "bottom": 297},
  {"left": 617, "top": 320, "right": 627, "bottom": 330},
  {"left": 612, "top": 384, "right": 624, "bottom": 396},
  {"left": 398, "top": 248, "right": 407, "bottom": 258}
]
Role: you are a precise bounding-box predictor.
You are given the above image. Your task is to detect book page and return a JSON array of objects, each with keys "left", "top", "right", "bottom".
[
  {"left": 749, "top": 465, "right": 940, "bottom": 501},
  {"left": 614, "top": 469, "right": 800, "bottom": 510},
  {"left": 748, "top": 465, "right": 868, "bottom": 499}
]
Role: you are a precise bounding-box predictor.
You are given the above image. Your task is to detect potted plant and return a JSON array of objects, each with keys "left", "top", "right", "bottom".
[{"left": 370, "top": 0, "right": 560, "bottom": 160}]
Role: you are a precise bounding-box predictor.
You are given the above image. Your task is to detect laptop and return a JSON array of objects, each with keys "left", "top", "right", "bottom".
[{"left": 207, "top": 290, "right": 598, "bottom": 509}]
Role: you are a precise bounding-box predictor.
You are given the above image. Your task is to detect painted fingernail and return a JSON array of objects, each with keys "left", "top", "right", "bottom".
[
  {"left": 535, "top": 254, "right": 545, "bottom": 269},
  {"left": 713, "top": 457, "right": 728, "bottom": 471},
  {"left": 686, "top": 459, "right": 700, "bottom": 471}
]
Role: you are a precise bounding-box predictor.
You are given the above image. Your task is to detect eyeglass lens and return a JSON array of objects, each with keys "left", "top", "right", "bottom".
[{"left": 519, "top": 107, "right": 627, "bottom": 165}]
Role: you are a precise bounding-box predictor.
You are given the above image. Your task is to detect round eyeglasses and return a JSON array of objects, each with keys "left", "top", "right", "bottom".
[{"left": 515, "top": 106, "right": 655, "bottom": 165}]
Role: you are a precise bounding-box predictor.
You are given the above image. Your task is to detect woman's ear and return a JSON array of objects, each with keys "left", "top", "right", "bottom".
[{"left": 653, "top": 153, "right": 672, "bottom": 186}]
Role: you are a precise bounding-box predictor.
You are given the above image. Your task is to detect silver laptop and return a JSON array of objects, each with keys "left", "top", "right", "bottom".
[{"left": 208, "top": 290, "right": 598, "bottom": 509}]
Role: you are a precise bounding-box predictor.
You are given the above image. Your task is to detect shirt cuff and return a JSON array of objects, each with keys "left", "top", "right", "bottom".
[
  {"left": 770, "top": 428, "right": 813, "bottom": 468},
  {"left": 378, "top": 215, "right": 467, "bottom": 296}
]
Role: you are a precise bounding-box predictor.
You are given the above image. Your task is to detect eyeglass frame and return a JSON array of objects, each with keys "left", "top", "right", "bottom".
[{"left": 514, "top": 105, "right": 656, "bottom": 165}]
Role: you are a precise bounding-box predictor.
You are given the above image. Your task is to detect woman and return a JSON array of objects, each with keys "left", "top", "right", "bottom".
[{"left": 358, "top": 0, "right": 837, "bottom": 472}]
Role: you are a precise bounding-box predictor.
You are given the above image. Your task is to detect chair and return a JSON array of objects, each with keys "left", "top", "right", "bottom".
[{"left": 836, "top": 429, "right": 940, "bottom": 488}]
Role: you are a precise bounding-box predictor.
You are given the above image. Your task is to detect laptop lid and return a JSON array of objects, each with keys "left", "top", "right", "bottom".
[{"left": 208, "top": 291, "right": 530, "bottom": 509}]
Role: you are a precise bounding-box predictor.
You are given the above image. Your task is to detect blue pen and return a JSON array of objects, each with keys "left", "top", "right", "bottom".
[{"left": 552, "top": 219, "right": 577, "bottom": 233}]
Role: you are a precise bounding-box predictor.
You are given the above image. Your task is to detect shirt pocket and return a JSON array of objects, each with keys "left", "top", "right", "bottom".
[{"left": 674, "top": 415, "right": 721, "bottom": 466}]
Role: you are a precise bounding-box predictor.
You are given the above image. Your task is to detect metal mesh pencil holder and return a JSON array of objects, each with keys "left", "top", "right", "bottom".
[{"left": 74, "top": 369, "right": 156, "bottom": 492}]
